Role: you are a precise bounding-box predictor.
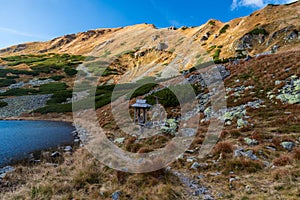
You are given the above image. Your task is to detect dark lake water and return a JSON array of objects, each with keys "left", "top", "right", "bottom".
[{"left": 0, "top": 120, "right": 75, "bottom": 167}]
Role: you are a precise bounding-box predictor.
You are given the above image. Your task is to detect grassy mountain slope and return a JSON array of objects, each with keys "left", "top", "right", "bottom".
[{"left": 0, "top": 2, "right": 300, "bottom": 200}]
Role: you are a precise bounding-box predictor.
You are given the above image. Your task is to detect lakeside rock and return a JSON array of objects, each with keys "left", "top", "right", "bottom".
[
  {"left": 0, "top": 166, "right": 14, "bottom": 179},
  {"left": 0, "top": 94, "right": 52, "bottom": 118}
]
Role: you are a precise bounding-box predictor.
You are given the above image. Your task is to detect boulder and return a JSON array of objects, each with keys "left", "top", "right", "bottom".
[
  {"left": 64, "top": 146, "right": 72, "bottom": 152},
  {"left": 244, "top": 137, "right": 258, "bottom": 146},
  {"left": 191, "top": 162, "right": 201, "bottom": 170},
  {"left": 114, "top": 137, "right": 125, "bottom": 144},
  {"left": 157, "top": 42, "right": 168, "bottom": 51},
  {"left": 0, "top": 166, "right": 14, "bottom": 179},
  {"left": 281, "top": 141, "right": 294, "bottom": 151},
  {"left": 234, "top": 148, "right": 258, "bottom": 160},
  {"left": 285, "top": 30, "right": 298, "bottom": 41},
  {"left": 237, "top": 118, "right": 248, "bottom": 129},
  {"left": 51, "top": 151, "right": 61, "bottom": 158},
  {"left": 112, "top": 191, "right": 121, "bottom": 200},
  {"left": 217, "top": 65, "right": 230, "bottom": 80}
]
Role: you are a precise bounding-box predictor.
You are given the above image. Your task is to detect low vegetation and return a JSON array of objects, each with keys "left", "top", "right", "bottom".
[
  {"left": 0, "top": 100, "right": 8, "bottom": 108},
  {"left": 219, "top": 24, "right": 230, "bottom": 34},
  {"left": 0, "top": 78, "right": 16, "bottom": 87},
  {"left": 247, "top": 27, "right": 268, "bottom": 35}
]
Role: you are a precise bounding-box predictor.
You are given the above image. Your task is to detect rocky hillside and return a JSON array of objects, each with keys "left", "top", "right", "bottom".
[
  {"left": 0, "top": 1, "right": 300, "bottom": 60},
  {"left": 0, "top": 2, "right": 300, "bottom": 200}
]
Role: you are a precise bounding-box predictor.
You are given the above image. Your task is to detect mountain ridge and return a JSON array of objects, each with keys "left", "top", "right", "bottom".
[{"left": 0, "top": 1, "right": 299, "bottom": 60}]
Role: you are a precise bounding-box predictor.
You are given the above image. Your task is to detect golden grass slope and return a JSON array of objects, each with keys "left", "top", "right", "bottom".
[{"left": 0, "top": 1, "right": 299, "bottom": 59}]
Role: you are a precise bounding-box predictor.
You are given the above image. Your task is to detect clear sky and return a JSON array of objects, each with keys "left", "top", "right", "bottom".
[{"left": 0, "top": 0, "right": 297, "bottom": 49}]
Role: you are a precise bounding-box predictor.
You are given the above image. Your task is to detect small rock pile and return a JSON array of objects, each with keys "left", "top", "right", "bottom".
[{"left": 273, "top": 75, "right": 300, "bottom": 104}]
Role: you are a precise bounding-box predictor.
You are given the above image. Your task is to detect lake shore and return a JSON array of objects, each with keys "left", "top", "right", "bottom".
[
  {"left": 0, "top": 113, "right": 73, "bottom": 123},
  {"left": 0, "top": 119, "right": 82, "bottom": 185}
]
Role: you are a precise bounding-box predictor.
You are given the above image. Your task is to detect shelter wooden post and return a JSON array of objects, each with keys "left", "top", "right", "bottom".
[{"left": 131, "top": 99, "right": 151, "bottom": 125}]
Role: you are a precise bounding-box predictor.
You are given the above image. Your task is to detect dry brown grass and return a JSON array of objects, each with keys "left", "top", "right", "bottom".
[
  {"left": 228, "top": 129, "right": 242, "bottom": 138},
  {"left": 273, "top": 155, "right": 292, "bottom": 166},
  {"left": 224, "top": 158, "right": 263, "bottom": 174},
  {"left": 293, "top": 148, "right": 300, "bottom": 160},
  {"left": 213, "top": 141, "right": 234, "bottom": 155},
  {"left": 272, "top": 168, "right": 292, "bottom": 181},
  {"left": 1, "top": 149, "right": 184, "bottom": 200}
]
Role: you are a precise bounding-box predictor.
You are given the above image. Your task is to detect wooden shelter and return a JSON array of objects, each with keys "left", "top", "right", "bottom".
[{"left": 131, "top": 99, "right": 151, "bottom": 125}]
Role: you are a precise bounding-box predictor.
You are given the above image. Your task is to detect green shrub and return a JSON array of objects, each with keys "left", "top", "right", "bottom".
[
  {"left": 248, "top": 28, "right": 268, "bottom": 35},
  {"left": 34, "top": 103, "right": 72, "bottom": 114},
  {"left": 102, "top": 67, "right": 118, "bottom": 76},
  {"left": 64, "top": 67, "right": 78, "bottom": 76},
  {"left": 95, "top": 84, "right": 116, "bottom": 95},
  {"left": 207, "top": 45, "right": 217, "bottom": 53},
  {"left": 208, "top": 20, "right": 216, "bottom": 26},
  {"left": 213, "top": 49, "right": 221, "bottom": 60},
  {"left": 0, "top": 78, "right": 16, "bottom": 87},
  {"left": 101, "top": 50, "right": 111, "bottom": 58},
  {"left": 6, "top": 75, "right": 19, "bottom": 79},
  {"left": 85, "top": 56, "right": 97, "bottom": 61},
  {"left": 3, "top": 55, "right": 47, "bottom": 66},
  {"left": 46, "top": 90, "right": 72, "bottom": 105},
  {"left": 117, "top": 50, "right": 135, "bottom": 57},
  {"left": 146, "top": 85, "right": 197, "bottom": 107},
  {"left": 127, "top": 83, "right": 158, "bottom": 99},
  {"left": 95, "top": 93, "right": 113, "bottom": 109},
  {"left": 30, "top": 65, "right": 52, "bottom": 73},
  {"left": 0, "top": 88, "right": 39, "bottom": 96},
  {"left": 219, "top": 24, "right": 230, "bottom": 34},
  {"left": 0, "top": 101, "right": 8, "bottom": 108},
  {"left": 50, "top": 75, "right": 65, "bottom": 81},
  {"left": 12, "top": 70, "right": 39, "bottom": 76},
  {"left": 39, "top": 82, "right": 68, "bottom": 93},
  {"left": 0, "top": 69, "right": 39, "bottom": 76}
]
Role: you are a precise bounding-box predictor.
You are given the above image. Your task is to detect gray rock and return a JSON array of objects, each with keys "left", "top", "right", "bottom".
[
  {"left": 234, "top": 148, "right": 244, "bottom": 157},
  {"left": 64, "top": 146, "right": 72, "bottom": 152},
  {"left": 0, "top": 166, "right": 14, "bottom": 179},
  {"left": 13, "top": 44, "right": 27, "bottom": 52},
  {"left": 193, "top": 187, "right": 208, "bottom": 196},
  {"left": 285, "top": 30, "right": 298, "bottom": 41},
  {"left": 197, "top": 174, "right": 205, "bottom": 179},
  {"left": 234, "top": 148, "right": 258, "bottom": 160},
  {"left": 237, "top": 118, "right": 248, "bottom": 128},
  {"left": 204, "top": 194, "right": 214, "bottom": 200},
  {"left": 51, "top": 151, "right": 61, "bottom": 158},
  {"left": 244, "top": 150, "right": 258, "bottom": 160},
  {"left": 112, "top": 191, "right": 121, "bottom": 200},
  {"left": 281, "top": 141, "right": 294, "bottom": 151},
  {"left": 191, "top": 162, "right": 200, "bottom": 170},
  {"left": 217, "top": 65, "right": 230, "bottom": 80},
  {"left": 271, "top": 45, "right": 280, "bottom": 53},
  {"left": 152, "top": 35, "right": 159, "bottom": 41},
  {"left": 114, "top": 137, "right": 125, "bottom": 144},
  {"left": 157, "top": 42, "right": 168, "bottom": 51},
  {"left": 45, "top": 163, "right": 59, "bottom": 167},
  {"left": 74, "top": 139, "right": 80, "bottom": 143},
  {"left": 244, "top": 137, "right": 258, "bottom": 146},
  {"left": 266, "top": 146, "right": 276, "bottom": 151}
]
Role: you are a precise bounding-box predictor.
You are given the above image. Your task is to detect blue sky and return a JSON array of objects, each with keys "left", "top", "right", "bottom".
[{"left": 0, "top": 0, "right": 297, "bottom": 49}]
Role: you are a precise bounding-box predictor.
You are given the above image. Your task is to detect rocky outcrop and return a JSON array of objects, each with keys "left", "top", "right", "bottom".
[
  {"left": 13, "top": 44, "right": 27, "bottom": 53},
  {"left": 0, "top": 94, "right": 52, "bottom": 117},
  {"left": 268, "top": 75, "right": 300, "bottom": 104},
  {"left": 0, "top": 166, "right": 14, "bottom": 179},
  {"left": 235, "top": 29, "right": 268, "bottom": 51}
]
